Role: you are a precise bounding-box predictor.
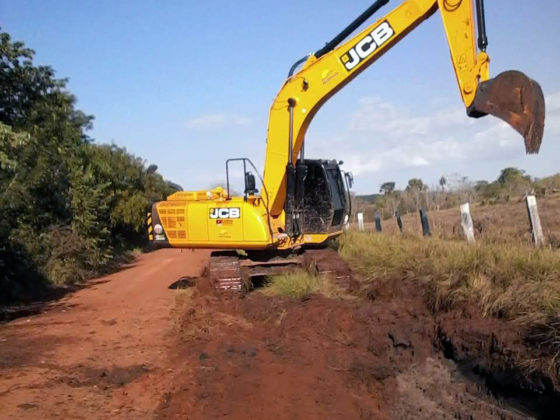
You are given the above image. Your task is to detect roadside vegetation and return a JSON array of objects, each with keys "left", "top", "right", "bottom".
[
  {"left": 0, "top": 31, "right": 177, "bottom": 303},
  {"left": 261, "top": 270, "right": 343, "bottom": 300},
  {"left": 339, "top": 231, "right": 560, "bottom": 372}
]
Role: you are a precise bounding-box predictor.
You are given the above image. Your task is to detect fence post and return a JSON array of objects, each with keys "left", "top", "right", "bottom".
[
  {"left": 525, "top": 195, "right": 545, "bottom": 246},
  {"left": 395, "top": 211, "right": 403, "bottom": 233},
  {"left": 419, "top": 208, "right": 431, "bottom": 237},
  {"left": 374, "top": 211, "right": 382, "bottom": 232},
  {"left": 357, "top": 212, "right": 365, "bottom": 232},
  {"left": 460, "top": 202, "right": 475, "bottom": 244}
]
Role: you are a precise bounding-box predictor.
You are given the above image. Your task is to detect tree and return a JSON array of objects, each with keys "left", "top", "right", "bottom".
[
  {"left": 439, "top": 176, "right": 447, "bottom": 193},
  {"left": 474, "top": 180, "right": 489, "bottom": 192},
  {"left": 405, "top": 178, "right": 426, "bottom": 210},
  {"left": 0, "top": 30, "right": 177, "bottom": 302},
  {"left": 498, "top": 167, "right": 531, "bottom": 185},
  {"left": 379, "top": 181, "right": 395, "bottom": 195},
  {"left": 497, "top": 167, "right": 531, "bottom": 197},
  {"left": 406, "top": 178, "right": 425, "bottom": 192},
  {"left": 375, "top": 182, "right": 399, "bottom": 217}
]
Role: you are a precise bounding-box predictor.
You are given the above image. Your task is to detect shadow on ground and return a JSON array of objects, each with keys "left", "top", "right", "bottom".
[
  {"left": 168, "top": 276, "right": 197, "bottom": 290},
  {"left": 0, "top": 248, "right": 143, "bottom": 323}
]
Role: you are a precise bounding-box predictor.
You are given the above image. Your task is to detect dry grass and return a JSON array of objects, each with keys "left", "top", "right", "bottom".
[
  {"left": 340, "top": 232, "right": 560, "bottom": 317},
  {"left": 361, "top": 194, "right": 560, "bottom": 246},
  {"left": 262, "top": 270, "right": 344, "bottom": 300},
  {"left": 339, "top": 231, "right": 560, "bottom": 364}
]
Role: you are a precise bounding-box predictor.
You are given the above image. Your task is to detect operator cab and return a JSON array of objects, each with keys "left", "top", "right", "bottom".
[
  {"left": 226, "top": 157, "right": 352, "bottom": 239},
  {"left": 299, "top": 159, "right": 351, "bottom": 234}
]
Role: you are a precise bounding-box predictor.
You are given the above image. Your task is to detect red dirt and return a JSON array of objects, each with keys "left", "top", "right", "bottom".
[
  {"left": 0, "top": 249, "right": 209, "bottom": 419},
  {"left": 435, "top": 308, "right": 560, "bottom": 413},
  {"left": 0, "top": 248, "right": 546, "bottom": 419},
  {"left": 159, "top": 276, "right": 531, "bottom": 419}
]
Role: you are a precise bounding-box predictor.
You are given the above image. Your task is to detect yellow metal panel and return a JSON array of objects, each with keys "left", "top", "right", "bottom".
[
  {"left": 186, "top": 203, "right": 209, "bottom": 242},
  {"left": 241, "top": 201, "right": 270, "bottom": 243},
  {"left": 156, "top": 198, "right": 272, "bottom": 248}
]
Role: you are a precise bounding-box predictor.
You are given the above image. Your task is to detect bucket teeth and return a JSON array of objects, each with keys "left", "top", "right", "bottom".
[{"left": 468, "top": 70, "right": 545, "bottom": 154}]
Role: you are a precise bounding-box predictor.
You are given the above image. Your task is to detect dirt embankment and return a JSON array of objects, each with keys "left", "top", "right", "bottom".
[
  {"left": 436, "top": 308, "right": 560, "bottom": 414},
  {"left": 159, "top": 274, "right": 558, "bottom": 419}
]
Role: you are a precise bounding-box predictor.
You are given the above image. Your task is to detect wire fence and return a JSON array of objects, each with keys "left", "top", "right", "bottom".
[{"left": 350, "top": 194, "right": 559, "bottom": 248}]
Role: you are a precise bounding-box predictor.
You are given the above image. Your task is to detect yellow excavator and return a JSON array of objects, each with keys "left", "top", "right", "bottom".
[{"left": 147, "top": 0, "right": 545, "bottom": 291}]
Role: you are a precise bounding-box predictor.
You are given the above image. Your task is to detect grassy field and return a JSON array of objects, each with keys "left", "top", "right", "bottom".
[{"left": 360, "top": 194, "right": 560, "bottom": 246}]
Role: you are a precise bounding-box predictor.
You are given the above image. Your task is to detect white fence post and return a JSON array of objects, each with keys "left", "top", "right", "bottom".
[
  {"left": 357, "top": 212, "right": 364, "bottom": 232},
  {"left": 526, "top": 195, "right": 545, "bottom": 246},
  {"left": 460, "top": 202, "right": 475, "bottom": 244}
]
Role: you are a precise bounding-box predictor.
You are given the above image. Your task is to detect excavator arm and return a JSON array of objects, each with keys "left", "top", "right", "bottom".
[
  {"left": 262, "top": 0, "right": 545, "bottom": 217},
  {"left": 147, "top": 0, "right": 545, "bottom": 290}
]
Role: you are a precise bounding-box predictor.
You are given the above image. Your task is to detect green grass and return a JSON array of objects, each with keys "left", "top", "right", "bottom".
[
  {"left": 261, "top": 270, "right": 343, "bottom": 300},
  {"left": 339, "top": 231, "right": 560, "bottom": 366}
]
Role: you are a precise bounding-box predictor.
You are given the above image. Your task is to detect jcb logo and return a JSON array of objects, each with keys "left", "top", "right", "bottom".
[
  {"left": 209, "top": 207, "right": 240, "bottom": 219},
  {"left": 339, "top": 21, "right": 394, "bottom": 71}
]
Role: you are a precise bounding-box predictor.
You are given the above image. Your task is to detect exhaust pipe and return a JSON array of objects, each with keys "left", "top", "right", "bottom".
[{"left": 467, "top": 70, "right": 545, "bottom": 154}]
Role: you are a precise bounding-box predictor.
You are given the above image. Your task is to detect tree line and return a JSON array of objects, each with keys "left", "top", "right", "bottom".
[
  {"left": 356, "top": 168, "right": 560, "bottom": 221},
  {"left": 0, "top": 31, "right": 177, "bottom": 303}
]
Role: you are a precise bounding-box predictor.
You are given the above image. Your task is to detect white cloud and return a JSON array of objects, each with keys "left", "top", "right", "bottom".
[
  {"left": 185, "top": 113, "right": 252, "bottom": 130},
  {"left": 231, "top": 116, "right": 252, "bottom": 127},
  {"left": 545, "top": 90, "right": 560, "bottom": 133},
  {"left": 349, "top": 97, "right": 475, "bottom": 141},
  {"left": 308, "top": 90, "right": 560, "bottom": 178}
]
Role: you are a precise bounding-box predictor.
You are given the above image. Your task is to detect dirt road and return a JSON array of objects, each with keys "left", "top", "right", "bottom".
[
  {"left": 0, "top": 249, "right": 545, "bottom": 419},
  {"left": 0, "top": 249, "right": 209, "bottom": 419}
]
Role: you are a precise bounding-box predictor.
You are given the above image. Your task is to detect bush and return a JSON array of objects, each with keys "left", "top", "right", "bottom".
[{"left": 0, "top": 30, "right": 177, "bottom": 302}]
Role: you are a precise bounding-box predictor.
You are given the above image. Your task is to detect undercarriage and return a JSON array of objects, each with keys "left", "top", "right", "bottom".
[{"left": 209, "top": 248, "right": 352, "bottom": 294}]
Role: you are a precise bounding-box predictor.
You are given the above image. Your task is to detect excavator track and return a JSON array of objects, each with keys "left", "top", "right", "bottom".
[
  {"left": 208, "top": 252, "right": 247, "bottom": 293},
  {"left": 208, "top": 248, "right": 352, "bottom": 294}
]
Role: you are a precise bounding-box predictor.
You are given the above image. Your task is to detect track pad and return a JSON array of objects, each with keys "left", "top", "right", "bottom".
[{"left": 467, "top": 70, "right": 545, "bottom": 154}]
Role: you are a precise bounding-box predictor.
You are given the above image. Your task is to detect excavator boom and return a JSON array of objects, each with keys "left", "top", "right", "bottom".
[{"left": 262, "top": 0, "right": 545, "bottom": 216}]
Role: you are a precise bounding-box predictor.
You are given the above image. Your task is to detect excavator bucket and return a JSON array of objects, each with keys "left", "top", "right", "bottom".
[{"left": 467, "top": 70, "right": 545, "bottom": 154}]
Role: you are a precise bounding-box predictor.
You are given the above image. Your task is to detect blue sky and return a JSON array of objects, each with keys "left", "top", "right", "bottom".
[{"left": 2, "top": 0, "right": 559, "bottom": 193}]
